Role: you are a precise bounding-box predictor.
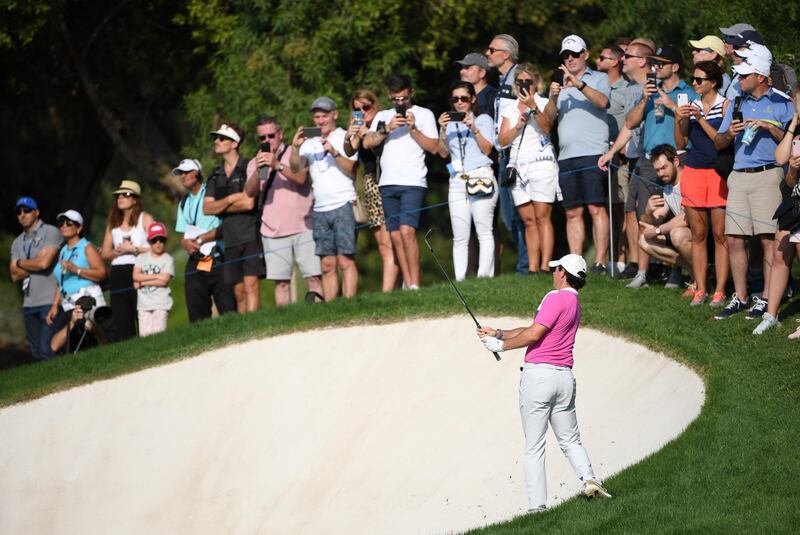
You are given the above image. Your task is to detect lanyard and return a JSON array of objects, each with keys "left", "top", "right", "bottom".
[
  {"left": 22, "top": 225, "right": 38, "bottom": 259},
  {"left": 187, "top": 184, "right": 206, "bottom": 226},
  {"left": 494, "top": 63, "right": 517, "bottom": 137},
  {"left": 454, "top": 123, "right": 469, "bottom": 177}
]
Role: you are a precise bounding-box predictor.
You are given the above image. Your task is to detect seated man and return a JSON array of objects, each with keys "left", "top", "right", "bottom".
[{"left": 636, "top": 144, "right": 692, "bottom": 289}]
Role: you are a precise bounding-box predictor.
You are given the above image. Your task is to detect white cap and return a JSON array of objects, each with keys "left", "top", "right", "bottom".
[
  {"left": 734, "top": 43, "right": 772, "bottom": 77},
  {"left": 56, "top": 209, "right": 84, "bottom": 226},
  {"left": 560, "top": 35, "right": 587, "bottom": 54},
  {"left": 548, "top": 254, "right": 588, "bottom": 279},
  {"left": 209, "top": 124, "right": 241, "bottom": 143},
  {"left": 171, "top": 158, "right": 202, "bottom": 176}
]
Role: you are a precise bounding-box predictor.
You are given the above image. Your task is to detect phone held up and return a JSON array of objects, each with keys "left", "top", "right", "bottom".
[
  {"left": 353, "top": 110, "right": 364, "bottom": 126},
  {"left": 303, "top": 127, "right": 323, "bottom": 138},
  {"left": 552, "top": 67, "right": 564, "bottom": 86},
  {"left": 732, "top": 96, "right": 744, "bottom": 123},
  {"left": 447, "top": 111, "right": 466, "bottom": 122},
  {"left": 792, "top": 139, "right": 800, "bottom": 157},
  {"left": 518, "top": 79, "right": 532, "bottom": 94},
  {"left": 676, "top": 93, "right": 689, "bottom": 107},
  {"left": 395, "top": 104, "right": 408, "bottom": 117}
]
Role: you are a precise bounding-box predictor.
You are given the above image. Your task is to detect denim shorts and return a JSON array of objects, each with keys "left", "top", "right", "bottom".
[
  {"left": 380, "top": 185, "right": 426, "bottom": 231},
  {"left": 313, "top": 202, "right": 356, "bottom": 256}
]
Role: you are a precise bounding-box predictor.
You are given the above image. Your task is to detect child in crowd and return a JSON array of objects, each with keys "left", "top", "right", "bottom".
[{"left": 133, "top": 222, "right": 175, "bottom": 336}]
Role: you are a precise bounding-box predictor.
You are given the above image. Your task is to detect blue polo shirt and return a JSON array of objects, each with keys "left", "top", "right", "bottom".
[
  {"left": 718, "top": 88, "right": 794, "bottom": 169},
  {"left": 641, "top": 80, "right": 696, "bottom": 154},
  {"left": 556, "top": 68, "right": 612, "bottom": 160}
]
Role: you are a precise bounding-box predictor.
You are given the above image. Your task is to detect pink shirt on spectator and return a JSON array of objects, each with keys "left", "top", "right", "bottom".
[
  {"left": 524, "top": 288, "right": 581, "bottom": 367},
  {"left": 245, "top": 145, "right": 314, "bottom": 238}
]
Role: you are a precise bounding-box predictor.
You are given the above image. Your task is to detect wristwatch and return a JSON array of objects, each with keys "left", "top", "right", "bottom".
[
  {"left": 655, "top": 226, "right": 662, "bottom": 236},
  {"left": 579, "top": 81, "right": 587, "bottom": 91},
  {"left": 278, "top": 163, "right": 286, "bottom": 172},
  {"left": 197, "top": 237, "right": 204, "bottom": 245}
]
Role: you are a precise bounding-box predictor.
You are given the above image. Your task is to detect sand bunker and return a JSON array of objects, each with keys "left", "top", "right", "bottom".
[{"left": 0, "top": 316, "right": 704, "bottom": 534}]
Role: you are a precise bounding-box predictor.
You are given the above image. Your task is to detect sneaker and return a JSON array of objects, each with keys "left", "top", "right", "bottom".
[
  {"left": 689, "top": 291, "right": 708, "bottom": 307},
  {"left": 626, "top": 272, "right": 648, "bottom": 289},
  {"left": 618, "top": 262, "right": 639, "bottom": 279},
  {"left": 664, "top": 267, "right": 683, "bottom": 289},
  {"left": 714, "top": 293, "right": 750, "bottom": 320},
  {"left": 709, "top": 292, "right": 726, "bottom": 308},
  {"left": 745, "top": 297, "right": 767, "bottom": 320},
  {"left": 591, "top": 263, "right": 607, "bottom": 275},
  {"left": 789, "top": 320, "right": 800, "bottom": 340},
  {"left": 753, "top": 313, "right": 780, "bottom": 335},
  {"left": 584, "top": 479, "right": 612, "bottom": 499}
]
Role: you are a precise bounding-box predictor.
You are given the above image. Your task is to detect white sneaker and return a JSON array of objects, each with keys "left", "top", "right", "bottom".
[
  {"left": 584, "top": 479, "right": 612, "bottom": 499},
  {"left": 626, "top": 272, "right": 648, "bottom": 289},
  {"left": 752, "top": 313, "right": 780, "bottom": 335}
]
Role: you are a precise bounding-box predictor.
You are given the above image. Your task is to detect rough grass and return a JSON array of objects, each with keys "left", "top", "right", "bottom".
[{"left": 0, "top": 273, "right": 798, "bottom": 533}]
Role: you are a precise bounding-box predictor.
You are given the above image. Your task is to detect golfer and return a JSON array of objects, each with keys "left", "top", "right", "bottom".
[{"left": 478, "top": 253, "right": 611, "bottom": 512}]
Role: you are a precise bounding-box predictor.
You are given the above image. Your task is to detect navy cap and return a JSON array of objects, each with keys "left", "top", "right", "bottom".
[
  {"left": 725, "top": 30, "right": 764, "bottom": 47},
  {"left": 15, "top": 196, "right": 38, "bottom": 210}
]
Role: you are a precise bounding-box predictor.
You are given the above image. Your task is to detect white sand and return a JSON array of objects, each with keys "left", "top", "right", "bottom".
[{"left": 0, "top": 316, "right": 704, "bottom": 535}]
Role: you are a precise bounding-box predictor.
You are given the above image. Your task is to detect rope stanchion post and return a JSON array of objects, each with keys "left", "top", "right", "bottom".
[{"left": 607, "top": 157, "right": 615, "bottom": 277}]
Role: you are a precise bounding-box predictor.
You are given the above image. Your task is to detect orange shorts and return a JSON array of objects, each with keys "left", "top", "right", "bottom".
[{"left": 681, "top": 166, "right": 728, "bottom": 208}]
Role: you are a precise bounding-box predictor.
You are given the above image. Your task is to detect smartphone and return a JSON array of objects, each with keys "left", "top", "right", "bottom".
[
  {"left": 552, "top": 67, "right": 564, "bottom": 86},
  {"left": 792, "top": 139, "right": 800, "bottom": 157},
  {"left": 447, "top": 111, "right": 466, "bottom": 122},
  {"left": 353, "top": 110, "right": 364, "bottom": 126},
  {"left": 259, "top": 142, "right": 271, "bottom": 153},
  {"left": 395, "top": 104, "right": 408, "bottom": 117},
  {"left": 303, "top": 127, "right": 323, "bottom": 138},
  {"left": 732, "top": 110, "right": 744, "bottom": 123},
  {"left": 677, "top": 94, "right": 689, "bottom": 107},
  {"left": 646, "top": 71, "right": 658, "bottom": 88},
  {"left": 519, "top": 79, "right": 532, "bottom": 93},
  {"left": 123, "top": 236, "right": 132, "bottom": 243}
]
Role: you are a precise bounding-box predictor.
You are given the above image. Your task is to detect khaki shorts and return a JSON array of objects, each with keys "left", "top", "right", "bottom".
[
  {"left": 612, "top": 158, "right": 633, "bottom": 205},
  {"left": 262, "top": 229, "right": 321, "bottom": 280},
  {"left": 724, "top": 167, "right": 783, "bottom": 236}
]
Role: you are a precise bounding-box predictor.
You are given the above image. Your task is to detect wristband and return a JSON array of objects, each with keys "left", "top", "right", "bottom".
[
  {"left": 77, "top": 268, "right": 82, "bottom": 276},
  {"left": 579, "top": 81, "right": 587, "bottom": 91}
]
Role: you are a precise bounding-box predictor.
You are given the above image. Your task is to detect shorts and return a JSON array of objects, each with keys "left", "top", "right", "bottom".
[
  {"left": 223, "top": 239, "right": 266, "bottom": 286},
  {"left": 511, "top": 159, "right": 561, "bottom": 206},
  {"left": 612, "top": 157, "right": 636, "bottom": 204},
  {"left": 681, "top": 165, "right": 728, "bottom": 208},
  {"left": 724, "top": 167, "right": 783, "bottom": 236},
  {"left": 138, "top": 309, "right": 168, "bottom": 337},
  {"left": 625, "top": 157, "right": 662, "bottom": 218},
  {"left": 558, "top": 155, "right": 607, "bottom": 208},
  {"left": 262, "top": 229, "right": 322, "bottom": 280},
  {"left": 313, "top": 202, "right": 356, "bottom": 256},
  {"left": 380, "top": 185, "right": 426, "bottom": 231}
]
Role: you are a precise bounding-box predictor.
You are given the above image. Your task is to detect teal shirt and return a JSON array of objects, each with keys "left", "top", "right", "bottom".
[
  {"left": 642, "top": 79, "right": 697, "bottom": 154},
  {"left": 175, "top": 183, "right": 221, "bottom": 233}
]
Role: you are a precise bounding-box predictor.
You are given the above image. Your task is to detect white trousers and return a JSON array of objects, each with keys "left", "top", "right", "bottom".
[
  {"left": 448, "top": 167, "right": 499, "bottom": 281},
  {"left": 519, "top": 363, "right": 596, "bottom": 510}
]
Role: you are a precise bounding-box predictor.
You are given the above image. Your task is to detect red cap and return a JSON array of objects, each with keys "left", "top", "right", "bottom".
[{"left": 147, "top": 221, "right": 168, "bottom": 241}]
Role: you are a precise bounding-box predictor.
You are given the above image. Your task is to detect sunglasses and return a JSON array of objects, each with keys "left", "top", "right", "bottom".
[
  {"left": 598, "top": 55, "right": 616, "bottom": 61},
  {"left": 257, "top": 133, "right": 278, "bottom": 141},
  {"left": 692, "top": 76, "right": 709, "bottom": 84},
  {"left": 560, "top": 50, "right": 582, "bottom": 60},
  {"left": 149, "top": 236, "right": 167, "bottom": 244},
  {"left": 693, "top": 47, "right": 716, "bottom": 54},
  {"left": 212, "top": 134, "right": 233, "bottom": 142},
  {"left": 623, "top": 53, "right": 644, "bottom": 60},
  {"left": 57, "top": 219, "right": 77, "bottom": 228},
  {"left": 390, "top": 96, "right": 410, "bottom": 102},
  {"left": 16, "top": 207, "right": 34, "bottom": 215},
  {"left": 486, "top": 47, "right": 507, "bottom": 54},
  {"left": 116, "top": 191, "right": 137, "bottom": 198},
  {"left": 649, "top": 61, "right": 673, "bottom": 69},
  {"left": 353, "top": 104, "right": 374, "bottom": 112},
  {"left": 514, "top": 79, "right": 533, "bottom": 86},
  {"left": 450, "top": 95, "right": 471, "bottom": 103},
  {"left": 738, "top": 71, "right": 757, "bottom": 79}
]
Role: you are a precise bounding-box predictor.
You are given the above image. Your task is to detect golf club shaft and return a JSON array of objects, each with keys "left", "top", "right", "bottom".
[{"left": 424, "top": 230, "right": 501, "bottom": 361}]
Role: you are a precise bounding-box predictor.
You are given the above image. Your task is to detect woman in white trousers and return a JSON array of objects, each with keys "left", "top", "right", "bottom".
[{"left": 477, "top": 254, "right": 611, "bottom": 512}]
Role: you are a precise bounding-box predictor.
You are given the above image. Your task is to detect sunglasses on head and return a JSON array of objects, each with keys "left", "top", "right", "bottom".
[
  {"left": 353, "top": 103, "right": 374, "bottom": 112},
  {"left": 258, "top": 133, "right": 278, "bottom": 141},
  {"left": 16, "top": 207, "right": 34, "bottom": 215},
  {"left": 57, "top": 219, "right": 77, "bottom": 228},
  {"left": 560, "top": 50, "right": 582, "bottom": 60},
  {"left": 450, "top": 95, "right": 471, "bottom": 103},
  {"left": 116, "top": 191, "right": 137, "bottom": 198},
  {"left": 692, "top": 76, "right": 709, "bottom": 84},
  {"left": 149, "top": 236, "right": 167, "bottom": 244}
]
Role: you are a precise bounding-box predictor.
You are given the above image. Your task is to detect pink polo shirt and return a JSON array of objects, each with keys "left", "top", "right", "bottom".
[{"left": 524, "top": 288, "right": 581, "bottom": 367}]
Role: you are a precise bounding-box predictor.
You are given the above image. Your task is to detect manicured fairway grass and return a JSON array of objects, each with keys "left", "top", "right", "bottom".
[{"left": 1, "top": 274, "right": 797, "bottom": 533}]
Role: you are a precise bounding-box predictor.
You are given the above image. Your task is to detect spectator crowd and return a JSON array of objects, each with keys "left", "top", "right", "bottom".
[{"left": 10, "top": 22, "right": 800, "bottom": 357}]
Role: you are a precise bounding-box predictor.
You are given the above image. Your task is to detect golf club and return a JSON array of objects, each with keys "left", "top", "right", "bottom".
[{"left": 423, "top": 228, "right": 501, "bottom": 361}]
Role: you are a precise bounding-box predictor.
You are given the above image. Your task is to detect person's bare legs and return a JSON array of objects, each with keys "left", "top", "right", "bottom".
[
  {"left": 710, "top": 208, "right": 729, "bottom": 296},
  {"left": 760, "top": 234, "right": 776, "bottom": 298},
  {"left": 243, "top": 275, "right": 260, "bottom": 312},
  {"left": 534, "top": 201, "right": 554, "bottom": 270},
  {"left": 517, "top": 202, "right": 540, "bottom": 272},
  {"left": 670, "top": 227, "right": 693, "bottom": 272},
  {"left": 625, "top": 210, "right": 639, "bottom": 265},
  {"left": 613, "top": 203, "right": 626, "bottom": 265},
  {"left": 686, "top": 206, "right": 709, "bottom": 294},
  {"left": 390, "top": 230, "right": 411, "bottom": 287},
  {"left": 274, "top": 280, "right": 291, "bottom": 306},
  {"left": 639, "top": 233, "right": 680, "bottom": 267},
  {"left": 565, "top": 206, "right": 585, "bottom": 255},
  {"left": 338, "top": 254, "right": 358, "bottom": 298},
  {"left": 727, "top": 235, "right": 749, "bottom": 301},
  {"left": 320, "top": 255, "right": 339, "bottom": 301},
  {"left": 233, "top": 282, "right": 246, "bottom": 314},
  {"left": 374, "top": 225, "right": 399, "bottom": 292},
  {"left": 765, "top": 231, "right": 794, "bottom": 317},
  {"left": 587, "top": 203, "right": 609, "bottom": 267},
  {"left": 400, "top": 225, "right": 420, "bottom": 287}
]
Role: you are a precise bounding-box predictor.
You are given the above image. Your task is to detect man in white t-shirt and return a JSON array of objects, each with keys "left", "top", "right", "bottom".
[
  {"left": 289, "top": 96, "right": 359, "bottom": 301},
  {"left": 363, "top": 74, "right": 438, "bottom": 290}
]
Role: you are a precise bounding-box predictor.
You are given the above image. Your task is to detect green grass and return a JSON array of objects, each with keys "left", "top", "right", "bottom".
[{"left": 0, "top": 273, "right": 798, "bottom": 533}]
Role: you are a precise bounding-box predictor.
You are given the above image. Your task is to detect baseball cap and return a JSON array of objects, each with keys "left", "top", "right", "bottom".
[
  {"left": 15, "top": 196, "right": 38, "bottom": 210},
  {"left": 548, "top": 254, "right": 588, "bottom": 279},
  {"left": 689, "top": 35, "right": 726, "bottom": 57},
  {"left": 719, "top": 23, "right": 756, "bottom": 36},
  {"left": 455, "top": 52, "right": 490, "bottom": 70},
  {"left": 171, "top": 158, "right": 202, "bottom": 176},
  {"left": 734, "top": 46, "right": 772, "bottom": 77},
  {"left": 56, "top": 209, "right": 84, "bottom": 226},
  {"left": 147, "top": 221, "right": 168, "bottom": 241},
  {"left": 310, "top": 96, "right": 336, "bottom": 112},
  {"left": 208, "top": 124, "right": 241, "bottom": 143},
  {"left": 112, "top": 179, "right": 142, "bottom": 196},
  {"left": 648, "top": 45, "right": 683, "bottom": 65},
  {"left": 560, "top": 35, "right": 587, "bottom": 54},
  {"left": 725, "top": 30, "right": 764, "bottom": 47}
]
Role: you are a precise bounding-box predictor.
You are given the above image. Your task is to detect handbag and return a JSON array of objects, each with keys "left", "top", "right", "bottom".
[
  {"left": 466, "top": 176, "right": 495, "bottom": 197},
  {"left": 352, "top": 197, "right": 369, "bottom": 224},
  {"left": 773, "top": 186, "right": 800, "bottom": 232},
  {"left": 502, "top": 117, "right": 527, "bottom": 187}
]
